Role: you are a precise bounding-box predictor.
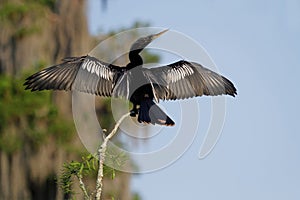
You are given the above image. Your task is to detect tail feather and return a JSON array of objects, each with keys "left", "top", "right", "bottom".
[{"left": 138, "top": 99, "right": 175, "bottom": 126}]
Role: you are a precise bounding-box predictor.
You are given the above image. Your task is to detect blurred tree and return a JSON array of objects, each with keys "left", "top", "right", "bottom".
[
  {"left": 0, "top": 0, "right": 96, "bottom": 199},
  {"left": 0, "top": 0, "right": 160, "bottom": 199}
]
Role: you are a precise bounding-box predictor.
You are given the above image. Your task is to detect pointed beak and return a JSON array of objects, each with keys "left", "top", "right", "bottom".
[{"left": 152, "top": 29, "right": 169, "bottom": 39}]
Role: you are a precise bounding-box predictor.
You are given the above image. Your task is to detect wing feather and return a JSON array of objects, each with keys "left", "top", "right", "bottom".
[
  {"left": 144, "top": 60, "right": 237, "bottom": 100},
  {"left": 111, "top": 70, "right": 126, "bottom": 98},
  {"left": 24, "top": 55, "right": 119, "bottom": 97}
]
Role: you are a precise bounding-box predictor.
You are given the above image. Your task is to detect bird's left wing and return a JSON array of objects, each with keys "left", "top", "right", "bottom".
[
  {"left": 144, "top": 60, "right": 237, "bottom": 101},
  {"left": 24, "top": 55, "right": 120, "bottom": 96}
]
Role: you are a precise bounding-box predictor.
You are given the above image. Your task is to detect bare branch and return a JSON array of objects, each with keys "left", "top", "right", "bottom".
[
  {"left": 95, "top": 112, "right": 130, "bottom": 200},
  {"left": 76, "top": 173, "right": 90, "bottom": 200}
]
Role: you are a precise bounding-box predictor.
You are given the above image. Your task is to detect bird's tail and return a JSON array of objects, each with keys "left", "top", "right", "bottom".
[{"left": 138, "top": 99, "right": 175, "bottom": 126}]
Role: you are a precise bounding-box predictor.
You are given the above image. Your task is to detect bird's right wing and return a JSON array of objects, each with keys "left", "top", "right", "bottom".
[
  {"left": 144, "top": 60, "right": 237, "bottom": 101},
  {"left": 24, "top": 55, "right": 120, "bottom": 97}
]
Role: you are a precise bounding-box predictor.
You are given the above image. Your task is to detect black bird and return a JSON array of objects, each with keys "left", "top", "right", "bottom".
[{"left": 24, "top": 30, "right": 237, "bottom": 126}]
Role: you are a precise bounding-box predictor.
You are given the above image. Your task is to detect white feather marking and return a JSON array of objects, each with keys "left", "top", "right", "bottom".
[
  {"left": 83, "top": 60, "right": 113, "bottom": 80},
  {"left": 103, "top": 69, "right": 107, "bottom": 79},
  {"left": 95, "top": 65, "right": 100, "bottom": 77},
  {"left": 104, "top": 69, "right": 107, "bottom": 79},
  {"left": 174, "top": 69, "right": 178, "bottom": 82},
  {"left": 169, "top": 69, "right": 174, "bottom": 83},
  {"left": 179, "top": 67, "right": 185, "bottom": 78},
  {"left": 168, "top": 69, "right": 172, "bottom": 83},
  {"left": 176, "top": 68, "right": 182, "bottom": 81},
  {"left": 183, "top": 64, "right": 192, "bottom": 75},
  {"left": 82, "top": 60, "right": 87, "bottom": 70},
  {"left": 90, "top": 61, "right": 95, "bottom": 74},
  {"left": 188, "top": 66, "right": 194, "bottom": 74},
  {"left": 84, "top": 60, "right": 89, "bottom": 71},
  {"left": 105, "top": 69, "right": 109, "bottom": 80},
  {"left": 168, "top": 69, "right": 173, "bottom": 83},
  {"left": 173, "top": 69, "right": 178, "bottom": 82},
  {"left": 87, "top": 61, "right": 92, "bottom": 72},
  {"left": 182, "top": 64, "right": 188, "bottom": 75},
  {"left": 183, "top": 65, "right": 188, "bottom": 76}
]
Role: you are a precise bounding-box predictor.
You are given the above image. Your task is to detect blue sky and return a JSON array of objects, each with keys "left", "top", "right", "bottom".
[{"left": 87, "top": 0, "right": 300, "bottom": 199}]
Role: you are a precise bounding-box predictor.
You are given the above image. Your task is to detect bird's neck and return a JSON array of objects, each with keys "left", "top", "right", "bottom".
[{"left": 127, "top": 52, "right": 143, "bottom": 69}]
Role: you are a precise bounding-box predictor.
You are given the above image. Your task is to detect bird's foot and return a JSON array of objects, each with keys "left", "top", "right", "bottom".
[{"left": 130, "top": 109, "right": 138, "bottom": 117}]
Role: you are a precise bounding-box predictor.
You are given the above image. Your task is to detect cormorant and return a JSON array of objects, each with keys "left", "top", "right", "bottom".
[{"left": 24, "top": 30, "right": 237, "bottom": 126}]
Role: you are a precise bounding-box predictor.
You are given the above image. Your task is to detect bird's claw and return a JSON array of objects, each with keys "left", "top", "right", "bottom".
[{"left": 130, "top": 109, "right": 138, "bottom": 117}]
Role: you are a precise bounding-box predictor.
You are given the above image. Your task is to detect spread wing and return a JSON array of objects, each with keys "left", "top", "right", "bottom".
[
  {"left": 24, "top": 55, "right": 120, "bottom": 96},
  {"left": 144, "top": 60, "right": 237, "bottom": 101}
]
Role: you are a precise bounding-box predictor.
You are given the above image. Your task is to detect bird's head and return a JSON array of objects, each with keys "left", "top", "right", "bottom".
[{"left": 129, "top": 29, "right": 168, "bottom": 54}]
